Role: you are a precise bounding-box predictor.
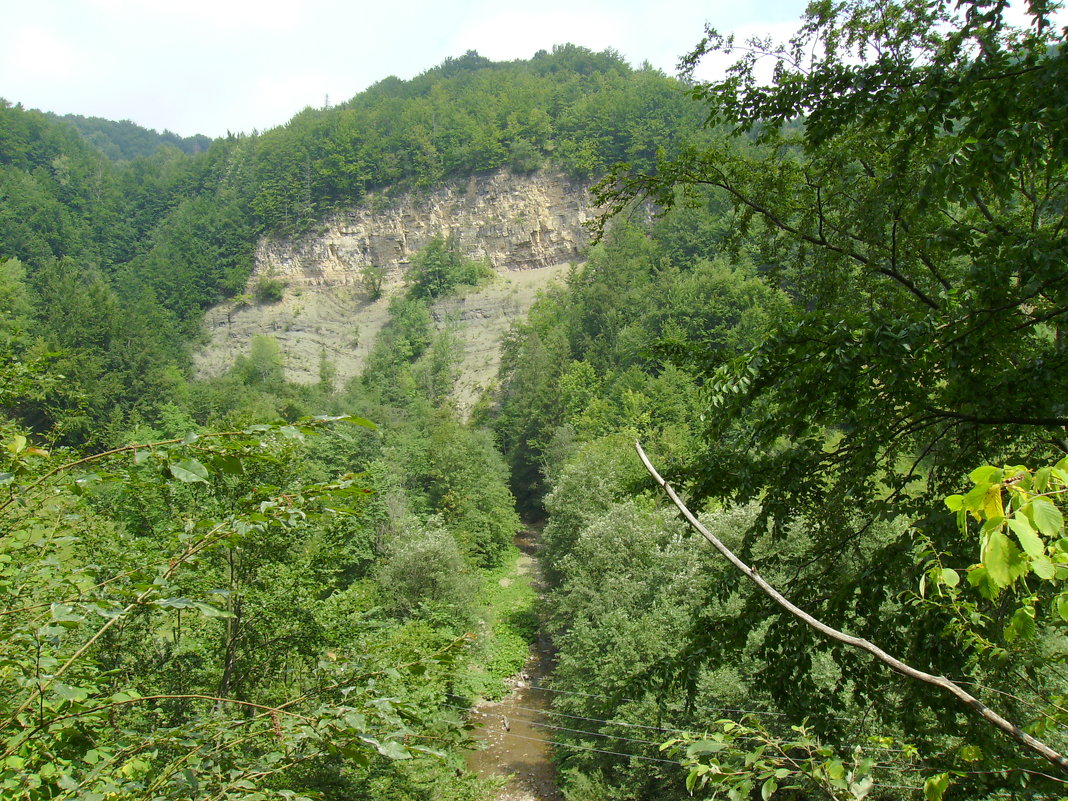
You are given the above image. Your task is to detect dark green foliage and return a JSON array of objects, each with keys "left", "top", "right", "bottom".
[
  {"left": 490, "top": 2, "right": 1068, "bottom": 797},
  {"left": 492, "top": 214, "right": 783, "bottom": 512},
  {"left": 254, "top": 275, "right": 286, "bottom": 303},
  {"left": 405, "top": 235, "right": 492, "bottom": 300},
  {"left": 51, "top": 112, "right": 211, "bottom": 161}
]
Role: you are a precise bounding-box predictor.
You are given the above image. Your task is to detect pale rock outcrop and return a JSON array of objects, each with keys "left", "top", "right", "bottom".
[
  {"left": 195, "top": 169, "right": 593, "bottom": 411},
  {"left": 252, "top": 169, "right": 593, "bottom": 290}
]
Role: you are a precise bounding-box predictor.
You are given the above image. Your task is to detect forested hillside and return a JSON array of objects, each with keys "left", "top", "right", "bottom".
[
  {"left": 3, "top": 4, "right": 1068, "bottom": 800},
  {"left": 487, "top": 2, "right": 1068, "bottom": 799}
]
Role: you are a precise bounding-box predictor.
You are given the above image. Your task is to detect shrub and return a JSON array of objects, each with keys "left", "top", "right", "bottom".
[{"left": 254, "top": 276, "right": 286, "bottom": 303}]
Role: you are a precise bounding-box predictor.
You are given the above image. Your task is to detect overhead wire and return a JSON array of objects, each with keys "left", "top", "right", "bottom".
[
  {"left": 446, "top": 701, "right": 924, "bottom": 770},
  {"left": 526, "top": 681, "right": 853, "bottom": 722}
]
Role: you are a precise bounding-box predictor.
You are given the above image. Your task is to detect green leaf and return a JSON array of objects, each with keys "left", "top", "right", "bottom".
[
  {"left": 209, "top": 453, "right": 244, "bottom": 475},
  {"left": 924, "top": 773, "right": 950, "bottom": 801},
  {"left": 686, "top": 768, "right": 699, "bottom": 793},
  {"left": 192, "top": 601, "right": 233, "bottom": 618},
  {"left": 50, "top": 603, "right": 83, "bottom": 623},
  {"left": 940, "top": 568, "right": 960, "bottom": 588},
  {"left": 762, "top": 777, "right": 777, "bottom": 800},
  {"left": 687, "top": 740, "right": 727, "bottom": 756},
  {"left": 373, "top": 739, "right": 411, "bottom": 760},
  {"left": 959, "top": 744, "right": 983, "bottom": 762},
  {"left": 1007, "top": 516, "right": 1044, "bottom": 558},
  {"left": 1032, "top": 555, "right": 1056, "bottom": 580},
  {"left": 1005, "top": 606, "right": 1036, "bottom": 641},
  {"left": 279, "top": 425, "right": 303, "bottom": 440},
  {"left": 944, "top": 494, "right": 963, "bottom": 512},
  {"left": 983, "top": 529, "right": 1024, "bottom": 588},
  {"left": 1030, "top": 497, "right": 1064, "bottom": 538},
  {"left": 52, "top": 683, "right": 90, "bottom": 703},
  {"left": 969, "top": 465, "right": 1002, "bottom": 485},
  {"left": 826, "top": 759, "right": 845, "bottom": 780},
  {"left": 169, "top": 458, "right": 210, "bottom": 483}
]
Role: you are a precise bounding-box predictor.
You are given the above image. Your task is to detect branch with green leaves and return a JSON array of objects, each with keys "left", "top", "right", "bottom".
[{"left": 635, "top": 441, "right": 1068, "bottom": 779}]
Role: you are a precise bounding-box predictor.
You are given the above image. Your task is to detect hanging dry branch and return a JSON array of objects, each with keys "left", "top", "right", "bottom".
[{"left": 634, "top": 441, "right": 1068, "bottom": 773}]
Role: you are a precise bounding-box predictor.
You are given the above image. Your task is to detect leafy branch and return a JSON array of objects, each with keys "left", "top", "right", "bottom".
[{"left": 635, "top": 441, "right": 1068, "bottom": 775}]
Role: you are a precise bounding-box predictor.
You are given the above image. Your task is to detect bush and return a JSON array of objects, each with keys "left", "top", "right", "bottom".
[
  {"left": 405, "top": 235, "right": 493, "bottom": 300},
  {"left": 254, "top": 276, "right": 286, "bottom": 303},
  {"left": 378, "top": 525, "right": 478, "bottom": 628}
]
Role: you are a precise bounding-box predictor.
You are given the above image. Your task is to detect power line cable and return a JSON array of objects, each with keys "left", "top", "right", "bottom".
[
  {"left": 527, "top": 682, "right": 853, "bottom": 722},
  {"left": 447, "top": 702, "right": 920, "bottom": 765}
]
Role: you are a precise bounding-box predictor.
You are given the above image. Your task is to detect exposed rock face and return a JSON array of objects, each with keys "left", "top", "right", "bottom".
[
  {"left": 253, "top": 169, "right": 593, "bottom": 289},
  {"left": 195, "top": 169, "right": 591, "bottom": 411}
]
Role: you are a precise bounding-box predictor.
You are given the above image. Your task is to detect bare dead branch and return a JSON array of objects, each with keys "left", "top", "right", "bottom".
[{"left": 634, "top": 441, "right": 1068, "bottom": 774}]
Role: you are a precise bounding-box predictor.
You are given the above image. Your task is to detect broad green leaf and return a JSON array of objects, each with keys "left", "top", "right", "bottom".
[
  {"left": 209, "top": 453, "right": 244, "bottom": 475},
  {"left": 192, "top": 601, "right": 233, "bottom": 618},
  {"left": 1033, "top": 467, "right": 1051, "bottom": 492},
  {"left": 1032, "top": 555, "right": 1056, "bottom": 580},
  {"left": 944, "top": 494, "right": 963, "bottom": 512},
  {"left": 52, "top": 683, "right": 90, "bottom": 702},
  {"left": 1005, "top": 606, "right": 1036, "bottom": 642},
  {"left": 762, "top": 777, "right": 777, "bottom": 800},
  {"left": 969, "top": 465, "right": 1002, "bottom": 485},
  {"left": 1056, "top": 595, "right": 1068, "bottom": 622},
  {"left": 983, "top": 529, "right": 1023, "bottom": 588},
  {"left": 279, "top": 425, "right": 303, "bottom": 440},
  {"left": 924, "top": 773, "right": 950, "bottom": 801},
  {"left": 50, "top": 603, "right": 83, "bottom": 623},
  {"left": 940, "top": 568, "right": 960, "bottom": 588},
  {"left": 1030, "top": 497, "right": 1064, "bottom": 537},
  {"left": 1007, "top": 516, "right": 1044, "bottom": 558},
  {"left": 688, "top": 740, "right": 726, "bottom": 756},
  {"left": 373, "top": 739, "right": 411, "bottom": 760},
  {"left": 959, "top": 744, "right": 983, "bottom": 762},
  {"left": 826, "top": 759, "right": 845, "bottom": 780},
  {"left": 169, "top": 458, "right": 210, "bottom": 483},
  {"left": 849, "top": 776, "right": 874, "bottom": 799}
]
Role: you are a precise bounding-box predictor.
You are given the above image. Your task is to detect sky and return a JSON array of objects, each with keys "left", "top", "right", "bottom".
[{"left": 1, "top": 0, "right": 811, "bottom": 138}]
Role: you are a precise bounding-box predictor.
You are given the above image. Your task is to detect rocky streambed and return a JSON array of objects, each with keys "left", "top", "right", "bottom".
[{"left": 465, "top": 532, "right": 561, "bottom": 801}]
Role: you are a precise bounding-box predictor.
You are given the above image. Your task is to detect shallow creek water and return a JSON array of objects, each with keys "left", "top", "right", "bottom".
[{"left": 465, "top": 532, "right": 562, "bottom": 801}]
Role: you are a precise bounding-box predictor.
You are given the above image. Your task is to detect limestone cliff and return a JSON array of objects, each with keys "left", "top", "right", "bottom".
[
  {"left": 194, "top": 169, "right": 593, "bottom": 409},
  {"left": 252, "top": 169, "right": 593, "bottom": 288}
]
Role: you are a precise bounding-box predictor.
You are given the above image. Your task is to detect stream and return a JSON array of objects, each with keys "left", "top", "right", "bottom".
[{"left": 465, "top": 531, "right": 562, "bottom": 801}]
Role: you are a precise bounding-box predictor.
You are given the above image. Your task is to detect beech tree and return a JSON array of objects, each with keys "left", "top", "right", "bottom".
[{"left": 594, "top": 0, "right": 1068, "bottom": 791}]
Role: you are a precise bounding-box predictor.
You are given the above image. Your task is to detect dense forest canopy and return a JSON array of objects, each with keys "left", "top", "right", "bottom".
[
  {"left": 2, "top": 7, "right": 1068, "bottom": 800},
  {"left": 0, "top": 44, "right": 705, "bottom": 445}
]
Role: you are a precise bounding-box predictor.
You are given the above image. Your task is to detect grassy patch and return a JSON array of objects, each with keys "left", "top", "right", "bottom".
[{"left": 453, "top": 544, "right": 538, "bottom": 699}]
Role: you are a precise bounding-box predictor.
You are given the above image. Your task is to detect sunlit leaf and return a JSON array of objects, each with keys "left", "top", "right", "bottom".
[{"left": 170, "top": 458, "right": 210, "bottom": 483}]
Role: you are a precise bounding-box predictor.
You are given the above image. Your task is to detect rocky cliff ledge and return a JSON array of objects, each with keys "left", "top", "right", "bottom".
[
  {"left": 253, "top": 169, "right": 593, "bottom": 288},
  {"left": 195, "top": 169, "right": 592, "bottom": 410}
]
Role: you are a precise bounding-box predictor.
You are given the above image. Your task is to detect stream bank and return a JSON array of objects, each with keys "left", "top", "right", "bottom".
[{"left": 465, "top": 530, "right": 561, "bottom": 801}]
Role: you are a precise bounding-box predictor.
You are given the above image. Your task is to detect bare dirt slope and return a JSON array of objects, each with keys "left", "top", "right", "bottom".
[{"left": 193, "top": 262, "right": 572, "bottom": 411}]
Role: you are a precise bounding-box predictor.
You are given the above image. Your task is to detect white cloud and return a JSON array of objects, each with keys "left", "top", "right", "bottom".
[
  {"left": 5, "top": 24, "right": 83, "bottom": 80},
  {"left": 450, "top": 8, "right": 627, "bottom": 61},
  {"left": 87, "top": 0, "right": 304, "bottom": 31}
]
